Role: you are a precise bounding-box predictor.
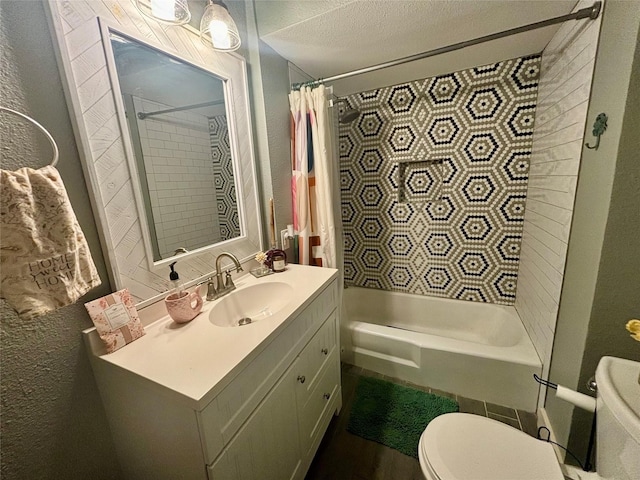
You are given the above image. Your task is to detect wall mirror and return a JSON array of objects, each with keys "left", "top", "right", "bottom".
[
  {"left": 109, "top": 30, "right": 240, "bottom": 262},
  {"left": 46, "top": 0, "right": 262, "bottom": 306}
]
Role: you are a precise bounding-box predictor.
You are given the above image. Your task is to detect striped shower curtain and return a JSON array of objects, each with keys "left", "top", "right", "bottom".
[{"left": 289, "top": 85, "right": 336, "bottom": 268}]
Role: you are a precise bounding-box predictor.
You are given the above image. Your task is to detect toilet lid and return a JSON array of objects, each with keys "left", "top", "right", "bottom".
[{"left": 420, "top": 413, "right": 564, "bottom": 480}]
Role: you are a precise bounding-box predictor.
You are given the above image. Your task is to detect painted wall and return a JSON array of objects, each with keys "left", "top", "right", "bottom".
[
  {"left": 514, "top": 0, "right": 602, "bottom": 400},
  {"left": 256, "top": 39, "right": 294, "bottom": 244},
  {"left": 1, "top": 0, "right": 290, "bottom": 478},
  {"left": 243, "top": 0, "right": 293, "bottom": 249},
  {"left": 339, "top": 56, "right": 540, "bottom": 304},
  {"left": 545, "top": 0, "right": 640, "bottom": 459},
  {"left": 0, "top": 1, "right": 122, "bottom": 478}
]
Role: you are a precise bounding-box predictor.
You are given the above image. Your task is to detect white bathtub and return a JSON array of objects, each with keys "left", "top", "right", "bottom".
[{"left": 341, "top": 287, "right": 542, "bottom": 411}]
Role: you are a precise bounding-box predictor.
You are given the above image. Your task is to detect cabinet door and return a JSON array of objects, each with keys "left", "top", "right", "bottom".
[{"left": 208, "top": 361, "right": 302, "bottom": 480}]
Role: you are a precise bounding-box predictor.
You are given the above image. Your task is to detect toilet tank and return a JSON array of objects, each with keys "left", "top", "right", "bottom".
[{"left": 595, "top": 356, "right": 640, "bottom": 480}]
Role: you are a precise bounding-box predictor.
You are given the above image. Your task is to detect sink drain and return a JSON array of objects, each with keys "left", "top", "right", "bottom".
[{"left": 238, "top": 317, "right": 252, "bottom": 326}]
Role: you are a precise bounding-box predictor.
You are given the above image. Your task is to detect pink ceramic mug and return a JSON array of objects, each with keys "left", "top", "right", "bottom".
[{"left": 164, "top": 288, "right": 203, "bottom": 324}]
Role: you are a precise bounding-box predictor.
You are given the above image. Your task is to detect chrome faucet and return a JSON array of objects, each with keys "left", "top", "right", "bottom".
[{"left": 208, "top": 252, "right": 243, "bottom": 300}]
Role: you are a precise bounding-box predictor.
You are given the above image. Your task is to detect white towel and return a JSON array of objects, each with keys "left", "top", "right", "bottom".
[{"left": 1, "top": 165, "right": 101, "bottom": 319}]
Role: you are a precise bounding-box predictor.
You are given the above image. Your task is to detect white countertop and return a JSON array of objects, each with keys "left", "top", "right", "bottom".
[{"left": 84, "top": 264, "right": 338, "bottom": 409}]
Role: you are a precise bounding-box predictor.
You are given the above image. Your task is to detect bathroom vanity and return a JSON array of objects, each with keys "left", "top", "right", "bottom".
[{"left": 83, "top": 265, "right": 340, "bottom": 479}]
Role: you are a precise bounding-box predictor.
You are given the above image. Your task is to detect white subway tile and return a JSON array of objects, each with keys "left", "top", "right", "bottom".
[
  {"left": 536, "top": 80, "right": 590, "bottom": 125},
  {"left": 532, "top": 121, "right": 586, "bottom": 151},
  {"left": 534, "top": 101, "right": 589, "bottom": 138},
  {"left": 524, "top": 209, "right": 571, "bottom": 243},
  {"left": 523, "top": 227, "right": 565, "bottom": 267},
  {"left": 529, "top": 158, "right": 580, "bottom": 177},
  {"left": 526, "top": 185, "right": 577, "bottom": 211},
  {"left": 524, "top": 198, "right": 572, "bottom": 225},
  {"left": 149, "top": 138, "right": 166, "bottom": 149},
  {"left": 529, "top": 139, "right": 582, "bottom": 165},
  {"left": 527, "top": 175, "right": 578, "bottom": 194},
  {"left": 518, "top": 256, "right": 558, "bottom": 314}
]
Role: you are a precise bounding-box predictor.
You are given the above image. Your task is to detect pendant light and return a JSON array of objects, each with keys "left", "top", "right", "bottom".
[
  {"left": 135, "top": 0, "right": 191, "bottom": 25},
  {"left": 200, "top": 0, "right": 241, "bottom": 52}
]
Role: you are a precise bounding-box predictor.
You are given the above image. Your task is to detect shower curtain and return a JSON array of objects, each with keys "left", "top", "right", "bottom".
[{"left": 289, "top": 85, "right": 337, "bottom": 268}]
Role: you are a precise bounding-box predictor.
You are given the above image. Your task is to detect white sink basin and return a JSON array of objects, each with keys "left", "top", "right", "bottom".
[{"left": 209, "top": 282, "right": 294, "bottom": 327}]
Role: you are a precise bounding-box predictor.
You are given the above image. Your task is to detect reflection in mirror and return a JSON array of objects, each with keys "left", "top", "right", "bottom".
[{"left": 109, "top": 31, "right": 240, "bottom": 261}]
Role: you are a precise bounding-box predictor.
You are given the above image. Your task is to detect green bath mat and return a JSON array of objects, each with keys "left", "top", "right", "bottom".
[{"left": 347, "top": 376, "right": 458, "bottom": 458}]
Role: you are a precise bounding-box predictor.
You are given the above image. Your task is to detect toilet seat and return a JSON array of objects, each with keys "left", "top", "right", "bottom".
[{"left": 419, "top": 413, "right": 564, "bottom": 480}]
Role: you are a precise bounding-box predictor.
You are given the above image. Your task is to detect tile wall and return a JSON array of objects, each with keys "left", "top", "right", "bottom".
[
  {"left": 339, "top": 55, "right": 541, "bottom": 305},
  {"left": 209, "top": 116, "right": 240, "bottom": 240},
  {"left": 135, "top": 98, "right": 222, "bottom": 258},
  {"left": 515, "top": 0, "right": 602, "bottom": 369}
]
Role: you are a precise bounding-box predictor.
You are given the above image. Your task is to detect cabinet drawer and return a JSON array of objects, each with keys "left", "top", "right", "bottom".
[
  {"left": 294, "top": 311, "right": 337, "bottom": 409},
  {"left": 297, "top": 350, "right": 339, "bottom": 456}
]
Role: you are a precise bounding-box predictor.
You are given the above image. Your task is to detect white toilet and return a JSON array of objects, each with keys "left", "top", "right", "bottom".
[{"left": 418, "top": 356, "right": 640, "bottom": 480}]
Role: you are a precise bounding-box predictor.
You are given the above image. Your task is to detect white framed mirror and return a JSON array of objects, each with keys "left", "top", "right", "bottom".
[
  {"left": 104, "top": 26, "right": 244, "bottom": 266},
  {"left": 46, "top": 0, "right": 262, "bottom": 306}
]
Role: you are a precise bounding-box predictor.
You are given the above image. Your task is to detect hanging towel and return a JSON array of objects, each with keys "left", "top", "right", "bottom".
[{"left": 1, "top": 165, "right": 101, "bottom": 319}]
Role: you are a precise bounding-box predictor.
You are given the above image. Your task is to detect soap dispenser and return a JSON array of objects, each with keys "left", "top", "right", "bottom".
[
  {"left": 165, "top": 261, "right": 203, "bottom": 323},
  {"left": 168, "top": 262, "right": 182, "bottom": 295}
]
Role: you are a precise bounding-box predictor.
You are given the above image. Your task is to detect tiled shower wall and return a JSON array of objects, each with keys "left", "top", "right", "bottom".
[
  {"left": 135, "top": 98, "right": 222, "bottom": 258},
  {"left": 515, "top": 0, "right": 602, "bottom": 367},
  {"left": 209, "top": 116, "right": 240, "bottom": 241},
  {"left": 339, "top": 55, "right": 541, "bottom": 305}
]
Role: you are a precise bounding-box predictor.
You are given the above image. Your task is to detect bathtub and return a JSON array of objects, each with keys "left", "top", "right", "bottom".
[{"left": 341, "top": 287, "right": 542, "bottom": 411}]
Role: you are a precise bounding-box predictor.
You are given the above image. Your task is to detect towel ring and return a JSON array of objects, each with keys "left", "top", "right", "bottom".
[{"left": 0, "top": 106, "right": 59, "bottom": 167}]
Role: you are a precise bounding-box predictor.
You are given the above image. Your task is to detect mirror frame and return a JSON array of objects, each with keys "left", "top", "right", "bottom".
[{"left": 46, "top": 0, "right": 263, "bottom": 307}]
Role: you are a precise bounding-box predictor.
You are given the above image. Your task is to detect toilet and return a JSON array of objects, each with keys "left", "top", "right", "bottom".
[{"left": 418, "top": 356, "right": 640, "bottom": 480}]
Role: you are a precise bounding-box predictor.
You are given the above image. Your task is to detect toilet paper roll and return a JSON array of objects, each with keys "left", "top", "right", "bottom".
[{"left": 556, "top": 385, "right": 596, "bottom": 412}]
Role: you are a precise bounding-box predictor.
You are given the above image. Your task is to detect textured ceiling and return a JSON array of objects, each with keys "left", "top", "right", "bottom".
[{"left": 255, "top": 0, "right": 579, "bottom": 95}]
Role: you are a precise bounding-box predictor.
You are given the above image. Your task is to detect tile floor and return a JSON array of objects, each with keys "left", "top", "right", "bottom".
[{"left": 305, "top": 363, "right": 539, "bottom": 480}]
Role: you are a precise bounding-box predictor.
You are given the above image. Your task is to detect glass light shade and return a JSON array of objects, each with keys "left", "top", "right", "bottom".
[
  {"left": 200, "top": 1, "right": 241, "bottom": 52},
  {"left": 135, "top": 0, "right": 191, "bottom": 25}
]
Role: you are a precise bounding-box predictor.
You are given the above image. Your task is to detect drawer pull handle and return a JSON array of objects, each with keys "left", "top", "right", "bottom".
[
  {"left": 321, "top": 348, "right": 328, "bottom": 355},
  {"left": 297, "top": 375, "right": 306, "bottom": 384},
  {"left": 323, "top": 393, "right": 331, "bottom": 400}
]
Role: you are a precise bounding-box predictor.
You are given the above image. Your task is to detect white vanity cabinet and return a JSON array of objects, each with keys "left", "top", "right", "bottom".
[
  {"left": 208, "top": 312, "right": 339, "bottom": 479},
  {"left": 84, "top": 266, "right": 340, "bottom": 480}
]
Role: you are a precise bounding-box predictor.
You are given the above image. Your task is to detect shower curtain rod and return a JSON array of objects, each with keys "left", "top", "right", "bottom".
[
  {"left": 318, "top": 1, "right": 602, "bottom": 84},
  {"left": 137, "top": 99, "right": 225, "bottom": 120}
]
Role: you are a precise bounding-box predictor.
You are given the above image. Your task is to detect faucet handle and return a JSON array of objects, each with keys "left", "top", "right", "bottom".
[
  {"left": 224, "top": 271, "right": 236, "bottom": 291},
  {"left": 206, "top": 277, "right": 217, "bottom": 301}
]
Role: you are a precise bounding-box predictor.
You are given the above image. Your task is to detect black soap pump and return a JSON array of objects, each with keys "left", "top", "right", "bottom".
[{"left": 168, "top": 262, "right": 183, "bottom": 297}]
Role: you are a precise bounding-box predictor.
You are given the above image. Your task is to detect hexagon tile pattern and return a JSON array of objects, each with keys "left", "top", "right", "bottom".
[
  {"left": 339, "top": 55, "right": 541, "bottom": 305},
  {"left": 209, "top": 116, "right": 240, "bottom": 240}
]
